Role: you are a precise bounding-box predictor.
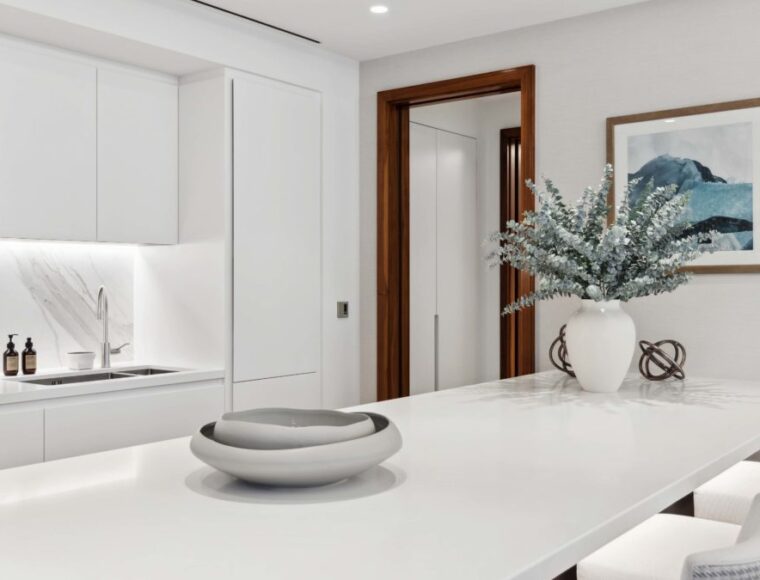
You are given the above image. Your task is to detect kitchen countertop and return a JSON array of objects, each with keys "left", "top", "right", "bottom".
[
  {"left": 0, "top": 364, "right": 225, "bottom": 405},
  {"left": 2, "top": 371, "right": 760, "bottom": 579}
]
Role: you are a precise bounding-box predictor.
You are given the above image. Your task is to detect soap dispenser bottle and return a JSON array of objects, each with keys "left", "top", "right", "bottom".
[
  {"left": 22, "top": 337, "right": 36, "bottom": 375},
  {"left": 4, "top": 334, "right": 19, "bottom": 376}
]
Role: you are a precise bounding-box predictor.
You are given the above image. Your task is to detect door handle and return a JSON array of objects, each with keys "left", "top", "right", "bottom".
[{"left": 434, "top": 314, "right": 439, "bottom": 391}]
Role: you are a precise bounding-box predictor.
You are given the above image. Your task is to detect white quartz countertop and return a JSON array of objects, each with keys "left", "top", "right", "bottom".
[
  {"left": 3, "top": 371, "right": 760, "bottom": 579},
  {"left": 0, "top": 364, "right": 224, "bottom": 405}
]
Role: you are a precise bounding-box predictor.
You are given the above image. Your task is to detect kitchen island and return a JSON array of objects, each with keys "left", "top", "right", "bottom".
[{"left": 3, "top": 371, "right": 760, "bottom": 579}]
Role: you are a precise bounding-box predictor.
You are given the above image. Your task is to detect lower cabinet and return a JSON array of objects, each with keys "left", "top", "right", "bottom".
[
  {"left": 0, "top": 408, "right": 44, "bottom": 469},
  {"left": 45, "top": 381, "right": 223, "bottom": 461},
  {"left": 233, "top": 373, "right": 321, "bottom": 411}
]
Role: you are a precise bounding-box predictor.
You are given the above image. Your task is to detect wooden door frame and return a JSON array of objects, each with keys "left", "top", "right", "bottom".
[{"left": 377, "top": 66, "right": 536, "bottom": 401}]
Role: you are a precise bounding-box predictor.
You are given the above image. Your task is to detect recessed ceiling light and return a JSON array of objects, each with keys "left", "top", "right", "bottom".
[
  {"left": 370, "top": 5, "right": 389, "bottom": 14},
  {"left": 664, "top": 118, "right": 676, "bottom": 123}
]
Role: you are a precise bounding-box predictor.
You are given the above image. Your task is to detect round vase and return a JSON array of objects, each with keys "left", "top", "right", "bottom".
[{"left": 564, "top": 300, "right": 635, "bottom": 393}]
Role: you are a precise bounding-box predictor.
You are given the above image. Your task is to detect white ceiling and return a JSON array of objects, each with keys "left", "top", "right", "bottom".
[{"left": 197, "top": 0, "right": 652, "bottom": 61}]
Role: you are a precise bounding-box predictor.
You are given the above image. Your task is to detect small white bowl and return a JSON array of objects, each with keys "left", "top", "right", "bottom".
[
  {"left": 66, "top": 351, "right": 95, "bottom": 370},
  {"left": 190, "top": 412, "right": 402, "bottom": 487},
  {"left": 214, "top": 408, "right": 375, "bottom": 450}
]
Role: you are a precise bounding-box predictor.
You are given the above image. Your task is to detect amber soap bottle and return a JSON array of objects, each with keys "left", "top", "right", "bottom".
[
  {"left": 4, "top": 334, "right": 19, "bottom": 376},
  {"left": 22, "top": 337, "right": 36, "bottom": 375}
]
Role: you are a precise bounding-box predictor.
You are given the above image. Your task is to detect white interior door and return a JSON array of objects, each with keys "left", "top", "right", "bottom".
[
  {"left": 409, "top": 123, "right": 437, "bottom": 396},
  {"left": 436, "top": 130, "right": 479, "bottom": 390},
  {"left": 410, "top": 124, "right": 479, "bottom": 394},
  {"left": 233, "top": 75, "right": 322, "bottom": 384}
]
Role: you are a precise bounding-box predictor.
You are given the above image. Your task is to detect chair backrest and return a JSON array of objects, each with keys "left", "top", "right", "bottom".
[{"left": 682, "top": 494, "right": 760, "bottom": 579}]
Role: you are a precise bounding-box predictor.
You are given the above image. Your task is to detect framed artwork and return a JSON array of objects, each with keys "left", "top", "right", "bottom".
[{"left": 607, "top": 98, "right": 760, "bottom": 273}]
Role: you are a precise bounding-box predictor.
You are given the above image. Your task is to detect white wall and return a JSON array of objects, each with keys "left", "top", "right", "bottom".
[
  {"left": 474, "top": 94, "right": 521, "bottom": 381},
  {"left": 410, "top": 99, "right": 481, "bottom": 137},
  {"left": 410, "top": 93, "right": 521, "bottom": 383},
  {"left": 2, "top": 0, "right": 361, "bottom": 407},
  {"left": 360, "top": 0, "right": 760, "bottom": 402}
]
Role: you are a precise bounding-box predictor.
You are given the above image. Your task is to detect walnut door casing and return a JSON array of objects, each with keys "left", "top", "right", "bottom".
[{"left": 377, "top": 66, "right": 536, "bottom": 400}]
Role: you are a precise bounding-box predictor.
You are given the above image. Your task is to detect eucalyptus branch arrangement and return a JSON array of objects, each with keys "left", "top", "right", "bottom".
[{"left": 488, "top": 165, "right": 720, "bottom": 315}]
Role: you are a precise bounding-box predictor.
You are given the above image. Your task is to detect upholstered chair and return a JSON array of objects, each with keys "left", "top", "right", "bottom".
[
  {"left": 577, "top": 495, "right": 760, "bottom": 580},
  {"left": 695, "top": 461, "right": 760, "bottom": 525}
]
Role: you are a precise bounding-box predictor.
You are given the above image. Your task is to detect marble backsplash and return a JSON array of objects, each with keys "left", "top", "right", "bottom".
[{"left": 0, "top": 241, "right": 134, "bottom": 370}]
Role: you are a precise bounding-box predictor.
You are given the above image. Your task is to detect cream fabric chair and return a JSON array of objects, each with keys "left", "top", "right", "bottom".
[
  {"left": 695, "top": 461, "right": 760, "bottom": 525},
  {"left": 577, "top": 495, "right": 760, "bottom": 580}
]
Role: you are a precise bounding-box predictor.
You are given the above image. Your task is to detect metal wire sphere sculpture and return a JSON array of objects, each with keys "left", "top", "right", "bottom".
[
  {"left": 549, "top": 324, "right": 575, "bottom": 377},
  {"left": 638, "top": 339, "right": 686, "bottom": 381}
]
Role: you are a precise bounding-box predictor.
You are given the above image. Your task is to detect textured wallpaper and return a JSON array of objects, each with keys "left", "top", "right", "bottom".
[{"left": 0, "top": 241, "right": 134, "bottom": 370}]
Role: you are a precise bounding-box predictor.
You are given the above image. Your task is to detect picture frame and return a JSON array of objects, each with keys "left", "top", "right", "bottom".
[{"left": 607, "top": 97, "right": 760, "bottom": 274}]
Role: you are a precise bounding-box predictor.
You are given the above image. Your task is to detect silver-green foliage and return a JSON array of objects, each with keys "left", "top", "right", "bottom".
[{"left": 488, "top": 165, "right": 719, "bottom": 315}]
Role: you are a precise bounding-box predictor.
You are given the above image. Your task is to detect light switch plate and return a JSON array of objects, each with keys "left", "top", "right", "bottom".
[{"left": 337, "top": 301, "right": 349, "bottom": 318}]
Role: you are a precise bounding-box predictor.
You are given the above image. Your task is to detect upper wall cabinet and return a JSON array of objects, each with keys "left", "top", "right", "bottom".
[
  {"left": 0, "top": 39, "right": 177, "bottom": 244},
  {"left": 0, "top": 44, "right": 97, "bottom": 241},
  {"left": 97, "top": 69, "right": 178, "bottom": 244}
]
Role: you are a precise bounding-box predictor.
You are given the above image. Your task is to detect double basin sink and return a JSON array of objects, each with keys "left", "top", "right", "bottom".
[{"left": 24, "top": 367, "right": 177, "bottom": 386}]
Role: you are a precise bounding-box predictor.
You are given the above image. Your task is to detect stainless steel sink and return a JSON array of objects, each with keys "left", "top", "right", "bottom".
[
  {"left": 26, "top": 372, "right": 134, "bottom": 386},
  {"left": 22, "top": 367, "right": 178, "bottom": 386},
  {"left": 123, "top": 367, "right": 177, "bottom": 376}
]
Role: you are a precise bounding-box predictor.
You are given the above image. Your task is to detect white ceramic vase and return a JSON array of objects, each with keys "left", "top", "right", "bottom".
[{"left": 564, "top": 300, "right": 635, "bottom": 393}]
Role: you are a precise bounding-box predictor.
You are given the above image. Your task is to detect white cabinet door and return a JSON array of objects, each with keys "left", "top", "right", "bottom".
[
  {"left": 97, "top": 68, "right": 178, "bottom": 244},
  {"left": 44, "top": 382, "right": 223, "bottom": 461},
  {"left": 436, "top": 131, "right": 480, "bottom": 390},
  {"left": 0, "top": 44, "right": 96, "bottom": 241},
  {"left": 232, "top": 75, "right": 321, "bottom": 383},
  {"left": 233, "top": 373, "right": 321, "bottom": 411},
  {"left": 0, "top": 408, "right": 44, "bottom": 469},
  {"left": 409, "top": 123, "right": 438, "bottom": 396}
]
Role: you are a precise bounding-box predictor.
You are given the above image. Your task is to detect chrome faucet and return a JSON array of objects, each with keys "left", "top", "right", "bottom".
[{"left": 96, "top": 285, "right": 129, "bottom": 369}]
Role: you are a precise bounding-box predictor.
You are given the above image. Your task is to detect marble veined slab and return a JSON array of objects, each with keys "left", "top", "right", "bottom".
[{"left": 0, "top": 241, "right": 134, "bottom": 369}]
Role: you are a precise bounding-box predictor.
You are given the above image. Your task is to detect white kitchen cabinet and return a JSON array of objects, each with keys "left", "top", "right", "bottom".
[
  {"left": 0, "top": 43, "right": 96, "bottom": 241},
  {"left": 409, "top": 124, "right": 480, "bottom": 394},
  {"left": 0, "top": 407, "right": 44, "bottom": 469},
  {"left": 232, "top": 75, "right": 322, "bottom": 383},
  {"left": 97, "top": 68, "right": 178, "bottom": 244},
  {"left": 44, "top": 381, "right": 223, "bottom": 461},
  {"left": 233, "top": 373, "right": 321, "bottom": 411}
]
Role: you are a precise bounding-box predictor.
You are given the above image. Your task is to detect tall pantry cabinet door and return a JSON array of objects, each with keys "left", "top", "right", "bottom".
[
  {"left": 97, "top": 68, "right": 178, "bottom": 244},
  {"left": 409, "top": 123, "right": 438, "bottom": 396},
  {"left": 436, "top": 130, "right": 480, "bottom": 390},
  {"left": 232, "top": 76, "right": 322, "bottom": 383},
  {"left": 0, "top": 44, "right": 96, "bottom": 241}
]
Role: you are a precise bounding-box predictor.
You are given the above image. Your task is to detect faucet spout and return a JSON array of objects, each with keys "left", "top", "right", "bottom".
[{"left": 97, "top": 286, "right": 110, "bottom": 368}]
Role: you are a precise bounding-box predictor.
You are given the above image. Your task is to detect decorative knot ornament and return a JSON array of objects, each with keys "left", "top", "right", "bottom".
[
  {"left": 638, "top": 339, "right": 686, "bottom": 381},
  {"left": 549, "top": 324, "right": 575, "bottom": 377}
]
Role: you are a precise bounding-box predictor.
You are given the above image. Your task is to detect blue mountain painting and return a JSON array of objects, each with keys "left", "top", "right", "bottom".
[{"left": 628, "top": 154, "right": 753, "bottom": 251}]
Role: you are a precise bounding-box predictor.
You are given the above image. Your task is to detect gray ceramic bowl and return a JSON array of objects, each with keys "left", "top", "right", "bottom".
[
  {"left": 213, "top": 408, "right": 375, "bottom": 450},
  {"left": 190, "top": 412, "right": 402, "bottom": 487}
]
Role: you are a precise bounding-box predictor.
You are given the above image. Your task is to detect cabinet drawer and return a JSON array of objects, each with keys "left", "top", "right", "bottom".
[
  {"left": 233, "top": 373, "right": 321, "bottom": 411},
  {"left": 0, "top": 408, "right": 44, "bottom": 469},
  {"left": 45, "top": 382, "right": 223, "bottom": 461}
]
